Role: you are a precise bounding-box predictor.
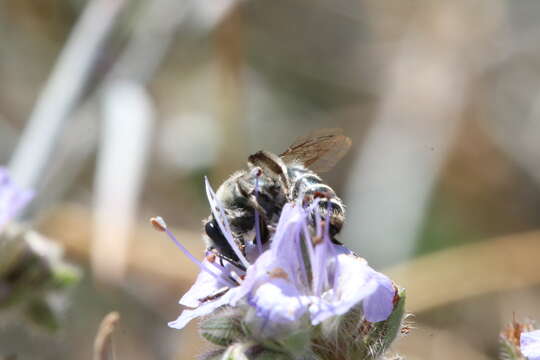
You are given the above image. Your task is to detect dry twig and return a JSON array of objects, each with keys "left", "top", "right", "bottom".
[{"left": 93, "top": 312, "right": 120, "bottom": 360}]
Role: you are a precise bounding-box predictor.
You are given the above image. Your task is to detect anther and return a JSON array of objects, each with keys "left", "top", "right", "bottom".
[
  {"left": 206, "top": 253, "right": 217, "bottom": 263},
  {"left": 150, "top": 216, "right": 167, "bottom": 232},
  {"left": 250, "top": 167, "right": 263, "bottom": 177}
]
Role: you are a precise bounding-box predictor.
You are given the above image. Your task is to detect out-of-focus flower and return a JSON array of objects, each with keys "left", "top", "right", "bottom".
[
  {"left": 154, "top": 176, "right": 406, "bottom": 359},
  {"left": 0, "top": 167, "right": 80, "bottom": 331},
  {"left": 521, "top": 330, "right": 540, "bottom": 360},
  {"left": 0, "top": 225, "right": 82, "bottom": 330},
  {"left": 0, "top": 167, "right": 33, "bottom": 231},
  {"left": 500, "top": 318, "right": 539, "bottom": 360}
]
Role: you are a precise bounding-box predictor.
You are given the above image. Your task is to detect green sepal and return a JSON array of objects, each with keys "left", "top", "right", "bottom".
[
  {"left": 200, "top": 308, "right": 246, "bottom": 346},
  {"left": 365, "top": 287, "right": 406, "bottom": 357},
  {"left": 313, "top": 287, "right": 407, "bottom": 360},
  {"left": 200, "top": 349, "right": 226, "bottom": 360},
  {"left": 267, "top": 328, "right": 312, "bottom": 359},
  {"left": 499, "top": 336, "right": 526, "bottom": 360}
]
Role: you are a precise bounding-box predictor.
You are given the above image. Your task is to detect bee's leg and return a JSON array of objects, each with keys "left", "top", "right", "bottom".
[
  {"left": 330, "top": 236, "right": 344, "bottom": 245},
  {"left": 219, "top": 254, "right": 246, "bottom": 272},
  {"left": 198, "top": 287, "right": 230, "bottom": 303},
  {"left": 207, "top": 247, "right": 246, "bottom": 271}
]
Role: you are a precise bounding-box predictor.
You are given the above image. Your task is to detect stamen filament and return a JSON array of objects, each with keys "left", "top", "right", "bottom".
[
  {"left": 150, "top": 217, "right": 235, "bottom": 288},
  {"left": 254, "top": 176, "right": 263, "bottom": 255},
  {"left": 294, "top": 229, "right": 309, "bottom": 288},
  {"left": 323, "top": 202, "right": 336, "bottom": 291},
  {"left": 205, "top": 177, "right": 250, "bottom": 268}
]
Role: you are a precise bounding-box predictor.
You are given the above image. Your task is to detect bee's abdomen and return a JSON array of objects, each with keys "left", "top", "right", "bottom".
[{"left": 288, "top": 165, "right": 344, "bottom": 216}]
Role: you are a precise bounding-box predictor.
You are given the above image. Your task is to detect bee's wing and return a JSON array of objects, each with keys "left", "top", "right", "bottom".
[{"left": 279, "top": 128, "right": 352, "bottom": 173}]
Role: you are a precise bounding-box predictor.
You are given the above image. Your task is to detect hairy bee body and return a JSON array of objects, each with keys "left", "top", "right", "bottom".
[
  {"left": 204, "top": 129, "right": 351, "bottom": 267},
  {"left": 204, "top": 167, "right": 282, "bottom": 263}
]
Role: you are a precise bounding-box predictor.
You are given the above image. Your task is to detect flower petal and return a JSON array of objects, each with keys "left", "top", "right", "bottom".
[
  {"left": 521, "top": 330, "right": 540, "bottom": 360},
  {"left": 249, "top": 278, "right": 310, "bottom": 324},
  {"left": 0, "top": 167, "right": 34, "bottom": 229},
  {"left": 309, "top": 254, "right": 394, "bottom": 325},
  {"left": 179, "top": 259, "right": 231, "bottom": 308},
  {"left": 229, "top": 251, "right": 273, "bottom": 306},
  {"left": 362, "top": 270, "right": 395, "bottom": 322},
  {"left": 169, "top": 288, "right": 236, "bottom": 330},
  {"left": 231, "top": 203, "right": 308, "bottom": 307}
]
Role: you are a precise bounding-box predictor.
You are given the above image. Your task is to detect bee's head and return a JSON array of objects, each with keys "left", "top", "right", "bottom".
[{"left": 203, "top": 215, "right": 240, "bottom": 263}]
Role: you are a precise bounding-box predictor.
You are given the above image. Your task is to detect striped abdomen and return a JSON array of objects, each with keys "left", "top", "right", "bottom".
[{"left": 287, "top": 164, "right": 345, "bottom": 236}]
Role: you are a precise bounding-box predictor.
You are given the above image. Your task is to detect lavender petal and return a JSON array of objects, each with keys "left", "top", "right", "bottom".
[
  {"left": 169, "top": 288, "right": 236, "bottom": 330},
  {"left": 179, "top": 259, "right": 231, "bottom": 308},
  {"left": 521, "top": 330, "right": 540, "bottom": 360}
]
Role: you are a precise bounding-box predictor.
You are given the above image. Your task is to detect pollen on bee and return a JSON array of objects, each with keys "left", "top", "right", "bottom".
[
  {"left": 313, "top": 191, "right": 331, "bottom": 199},
  {"left": 206, "top": 253, "right": 217, "bottom": 263},
  {"left": 150, "top": 216, "right": 167, "bottom": 232},
  {"left": 268, "top": 268, "right": 289, "bottom": 280}
]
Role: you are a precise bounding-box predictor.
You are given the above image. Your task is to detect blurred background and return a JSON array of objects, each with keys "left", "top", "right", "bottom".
[{"left": 1, "top": 0, "right": 540, "bottom": 359}]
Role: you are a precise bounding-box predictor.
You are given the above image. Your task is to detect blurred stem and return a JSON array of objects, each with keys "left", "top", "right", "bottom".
[
  {"left": 93, "top": 312, "right": 120, "bottom": 360},
  {"left": 92, "top": 81, "right": 154, "bottom": 284},
  {"left": 343, "top": 1, "right": 493, "bottom": 267},
  {"left": 8, "top": 0, "right": 128, "bottom": 191},
  {"left": 213, "top": 5, "right": 247, "bottom": 181}
]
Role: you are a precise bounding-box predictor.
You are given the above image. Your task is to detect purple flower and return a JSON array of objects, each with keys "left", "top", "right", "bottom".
[
  {"left": 159, "top": 177, "right": 396, "bottom": 336},
  {"left": 0, "top": 167, "right": 33, "bottom": 230},
  {"left": 238, "top": 202, "right": 395, "bottom": 331},
  {"left": 521, "top": 330, "right": 540, "bottom": 360}
]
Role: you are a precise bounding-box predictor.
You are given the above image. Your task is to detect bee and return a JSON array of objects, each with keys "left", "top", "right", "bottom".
[{"left": 204, "top": 128, "right": 352, "bottom": 268}]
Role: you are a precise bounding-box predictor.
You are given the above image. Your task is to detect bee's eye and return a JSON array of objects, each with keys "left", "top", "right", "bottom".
[
  {"left": 205, "top": 219, "right": 224, "bottom": 243},
  {"left": 205, "top": 218, "right": 239, "bottom": 262}
]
